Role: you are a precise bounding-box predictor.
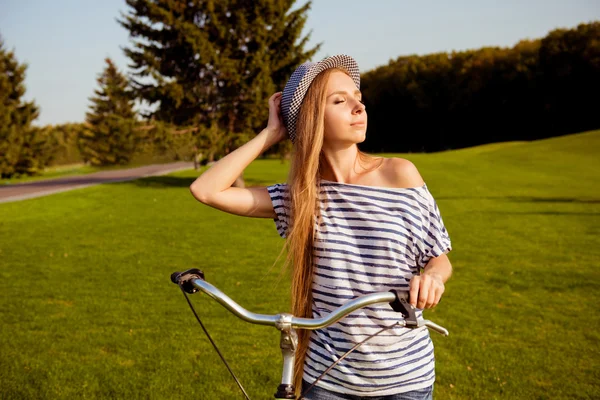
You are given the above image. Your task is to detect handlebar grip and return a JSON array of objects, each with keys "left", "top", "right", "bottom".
[
  {"left": 391, "top": 290, "right": 409, "bottom": 301},
  {"left": 170, "top": 268, "right": 205, "bottom": 293},
  {"left": 171, "top": 271, "right": 183, "bottom": 284}
]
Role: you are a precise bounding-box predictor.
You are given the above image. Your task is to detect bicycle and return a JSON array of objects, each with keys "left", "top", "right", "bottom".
[{"left": 171, "top": 268, "right": 449, "bottom": 399}]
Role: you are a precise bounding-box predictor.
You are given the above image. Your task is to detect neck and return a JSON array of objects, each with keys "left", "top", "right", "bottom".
[{"left": 319, "top": 144, "right": 363, "bottom": 183}]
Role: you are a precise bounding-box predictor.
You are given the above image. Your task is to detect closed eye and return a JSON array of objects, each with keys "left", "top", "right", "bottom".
[{"left": 335, "top": 99, "right": 364, "bottom": 105}]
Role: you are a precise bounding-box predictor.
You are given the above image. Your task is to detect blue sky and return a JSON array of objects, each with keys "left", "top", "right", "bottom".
[{"left": 1, "top": 0, "right": 599, "bottom": 126}]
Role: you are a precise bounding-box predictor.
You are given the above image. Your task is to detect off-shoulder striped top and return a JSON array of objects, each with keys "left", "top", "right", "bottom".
[{"left": 267, "top": 179, "right": 452, "bottom": 396}]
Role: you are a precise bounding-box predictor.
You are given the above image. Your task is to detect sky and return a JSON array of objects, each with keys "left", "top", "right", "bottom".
[{"left": 1, "top": 0, "right": 599, "bottom": 126}]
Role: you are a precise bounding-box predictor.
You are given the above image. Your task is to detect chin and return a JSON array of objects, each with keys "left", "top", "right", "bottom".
[{"left": 352, "top": 130, "right": 367, "bottom": 144}]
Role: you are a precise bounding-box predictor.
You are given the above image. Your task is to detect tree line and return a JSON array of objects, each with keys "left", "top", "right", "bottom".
[
  {"left": 360, "top": 21, "right": 600, "bottom": 152},
  {"left": 1, "top": 1, "right": 598, "bottom": 178}
]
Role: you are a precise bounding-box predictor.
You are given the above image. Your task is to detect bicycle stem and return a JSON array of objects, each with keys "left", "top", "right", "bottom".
[{"left": 275, "top": 314, "right": 297, "bottom": 399}]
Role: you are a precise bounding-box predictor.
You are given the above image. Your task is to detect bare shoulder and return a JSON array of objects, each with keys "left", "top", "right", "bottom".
[{"left": 381, "top": 157, "right": 425, "bottom": 188}]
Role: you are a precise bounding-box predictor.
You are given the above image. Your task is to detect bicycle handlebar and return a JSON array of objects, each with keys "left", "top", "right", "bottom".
[{"left": 171, "top": 269, "right": 448, "bottom": 336}]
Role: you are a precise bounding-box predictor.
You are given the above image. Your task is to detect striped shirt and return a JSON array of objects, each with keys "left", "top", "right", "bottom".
[{"left": 267, "top": 179, "right": 452, "bottom": 396}]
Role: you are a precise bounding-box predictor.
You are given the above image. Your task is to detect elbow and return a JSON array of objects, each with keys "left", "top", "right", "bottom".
[{"left": 189, "top": 181, "right": 211, "bottom": 204}]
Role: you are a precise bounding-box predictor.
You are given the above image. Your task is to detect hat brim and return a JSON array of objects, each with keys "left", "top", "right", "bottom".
[{"left": 290, "top": 54, "right": 360, "bottom": 111}]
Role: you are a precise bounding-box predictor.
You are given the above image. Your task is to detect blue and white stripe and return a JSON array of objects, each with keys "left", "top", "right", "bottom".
[{"left": 267, "top": 180, "right": 451, "bottom": 396}]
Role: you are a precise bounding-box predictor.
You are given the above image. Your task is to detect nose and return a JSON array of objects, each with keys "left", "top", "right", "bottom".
[{"left": 353, "top": 99, "right": 365, "bottom": 114}]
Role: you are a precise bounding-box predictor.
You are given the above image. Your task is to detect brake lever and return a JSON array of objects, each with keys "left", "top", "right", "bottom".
[
  {"left": 389, "top": 290, "right": 449, "bottom": 336},
  {"left": 389, "top": 290, "right": 418, "bottom": 327}
]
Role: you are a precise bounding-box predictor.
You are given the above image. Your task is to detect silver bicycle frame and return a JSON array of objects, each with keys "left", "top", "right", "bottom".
[{"left": 188, "top": 278, "right": 448, "bottom": 393}]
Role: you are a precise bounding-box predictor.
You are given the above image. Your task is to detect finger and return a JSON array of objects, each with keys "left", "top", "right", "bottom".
[
  {"left": 426, "top": 285, "right": 437, "bottom": 308},
  {"left": 409, "top": 276, "right": 420, "bottom": 307},
  {"left": 417, "top": 275, "right": 430, "bottom": 309},
  {"left": 433, "top": 284, "right": 444, "bottom": 307}
]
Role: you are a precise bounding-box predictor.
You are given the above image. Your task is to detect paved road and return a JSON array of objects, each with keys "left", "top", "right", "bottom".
[{"left": 0, "top": 161, "right": 194, "bottom": 204}]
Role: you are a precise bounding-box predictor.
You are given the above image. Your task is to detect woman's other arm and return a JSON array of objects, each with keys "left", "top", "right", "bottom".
[{"left": 386, "top": 157, "right": 452, "bottom": 309}]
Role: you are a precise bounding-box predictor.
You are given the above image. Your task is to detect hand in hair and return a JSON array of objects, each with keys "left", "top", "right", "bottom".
[
  {"left": 265, "top": 92, "right": 287, "bottom": 146},
  {"left": 188, "top": 91, "right": 290, "bottom": 218}
]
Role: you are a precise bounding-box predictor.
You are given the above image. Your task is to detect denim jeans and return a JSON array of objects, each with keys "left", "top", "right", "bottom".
[{"left": 300, "top": 380, "right": 433, "bottom": 400}]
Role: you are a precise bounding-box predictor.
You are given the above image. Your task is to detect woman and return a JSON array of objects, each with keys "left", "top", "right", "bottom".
[{"left": 190, "top": 54, "right": 453, "bottom": 400}]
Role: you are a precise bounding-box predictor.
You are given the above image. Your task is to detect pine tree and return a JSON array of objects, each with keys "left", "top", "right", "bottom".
[
  {"left": 13, "top": 126, "right": 60, "bottom": 175},
  {"left": 0, "top": 35, "right": 41, "bottom": 178},
  {"left": 80, "top": 58, "right": 137, "bottom": 166},
  {"left": 118, "top": 0, "right": 319, "bottom": 150}
]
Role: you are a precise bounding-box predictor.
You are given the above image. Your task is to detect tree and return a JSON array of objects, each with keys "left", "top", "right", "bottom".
[
  {"left": 0, "top": 35, "right": 41, "bottom": 178},
  {"left": 12, "top": 126, "right": 60, "bottom": 175},
  {"left": 80, "top": 58, "right": 137, "bottom": 165},
  {"left": 118, "top": 0, "right": 319, "bottom": 155},
  {"left": 539, "top": 21, "right": 600, "bottom": 135}
]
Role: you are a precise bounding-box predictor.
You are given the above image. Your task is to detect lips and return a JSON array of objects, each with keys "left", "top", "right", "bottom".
[{"left": 351, "top": 121, "right": 366, "bottom": 126}]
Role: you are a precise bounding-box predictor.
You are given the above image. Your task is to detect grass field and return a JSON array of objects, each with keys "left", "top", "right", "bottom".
[{"left": 1, "top": 130, "right": 599, "bottom": 399}]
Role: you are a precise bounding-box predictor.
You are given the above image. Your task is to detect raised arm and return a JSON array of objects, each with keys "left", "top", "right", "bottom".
[{"left": 189, "top": 92, "right": 287, "bottom": 218}]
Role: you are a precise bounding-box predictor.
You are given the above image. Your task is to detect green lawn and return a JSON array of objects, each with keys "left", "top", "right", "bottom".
[{"left": 0, "top": 130, "right": 598, "bottom": 399}]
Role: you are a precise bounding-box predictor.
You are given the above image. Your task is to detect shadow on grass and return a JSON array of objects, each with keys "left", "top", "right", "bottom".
[
  {"left": 119, "top": 176, "right": 196, "bottom": 188},
  {"left": 439, "top": 196, "right": 600, "bottom": 204},
  {"left": 119, "top": 176, "right": 277, "bottom": 189},
  {"left": 508, "top": 196, "right": 600, "bottom": 204},
  {"left": 242, "top": 179, "right": 280, "bottom": 187},
  {"left": 485, "top": 211, "right": 600, "bottom": 215}
]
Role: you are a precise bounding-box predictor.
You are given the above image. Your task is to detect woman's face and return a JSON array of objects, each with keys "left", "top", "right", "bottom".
[{"left": 323, "top": 71, "right": 367, "bottom": 147}]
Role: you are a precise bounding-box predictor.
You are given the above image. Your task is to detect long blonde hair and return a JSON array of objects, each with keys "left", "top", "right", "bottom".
[{"left": 277, "top": 67, "right": 382, "bottom": 392}]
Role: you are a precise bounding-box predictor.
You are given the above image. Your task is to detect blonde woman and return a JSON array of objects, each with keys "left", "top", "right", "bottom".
[{"left": 190, "top": 54, "right": 453, "bottom": 400}]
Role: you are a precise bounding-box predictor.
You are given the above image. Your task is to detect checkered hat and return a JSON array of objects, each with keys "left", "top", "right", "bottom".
[{"left": 280, "top": 54, "right": 360, "bottom": 143}]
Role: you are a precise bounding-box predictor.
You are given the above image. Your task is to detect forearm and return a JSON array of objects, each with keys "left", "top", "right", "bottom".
[
  {"left": 190, "top": 128, "right": 276, "bottom": 197},
  {"left": 422, "top": 253, "right": 453, "bottom": 283}
]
